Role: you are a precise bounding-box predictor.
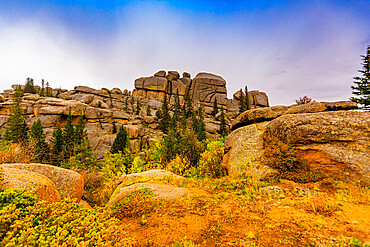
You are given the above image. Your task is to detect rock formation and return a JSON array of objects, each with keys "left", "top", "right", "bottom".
[
  {"left": 223, "top": 101, "right": 370, "bottom": 184},
  {"left": 1, "top": 163, "right": 85, "bottom": 203},
  {"left": 0, "top": 71, "right": 269, "bottom": 157}
]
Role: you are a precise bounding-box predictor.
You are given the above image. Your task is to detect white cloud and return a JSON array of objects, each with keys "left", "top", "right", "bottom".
[{"left": 0, "top": 2, "right": 368, "bottom": 106}]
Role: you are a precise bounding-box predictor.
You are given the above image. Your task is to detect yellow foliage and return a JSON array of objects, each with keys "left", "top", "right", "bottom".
[
  {"left": 0, "top": 141, "right": 31, "bottom": 164},
  {"left": 198, "top": 140, "right": 226, "bottom": 178},
  {"left": 0, "top": 196, "right": 135, "bottom": 246}
]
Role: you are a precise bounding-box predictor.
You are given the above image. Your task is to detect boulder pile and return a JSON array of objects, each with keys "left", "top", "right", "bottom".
[{"left": 0, "top": 71, "right": 269, "bottom": 157}]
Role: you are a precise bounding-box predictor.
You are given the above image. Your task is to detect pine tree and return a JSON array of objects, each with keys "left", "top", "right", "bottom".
[
  {"left": 111, "top": 125, "right": 129, "bottom": 154},
  {"left": 191, "top": 111, "right": 200, "bottom": 135},
  {"left": 24, "top": 78, "right": 36, "bottom": 94},
  {"left": 211, "top": 98, "right": 219, "bottom": 117},
  {"left": 46, "top": 82, "right": 52, "bottom": 97},
  {"left": 184, "top": 88, "right": 193, "bottom": 118},
  {"left": 56, "top": 89, "right": 61, "bottom": 98},
  {"left": 238, "top": 89, "right": 245, "bottom": 114},
  {"left": 136, "top": 99, "right": 141, "bottom": 115},
  {"left": 4, "top": 87, "right": 29, "bottom": 144},
  {"left": 197, "top": 106, "right": 207, "bottom": 141},
  {"left": 173, "top": 90, "right": 182, "bottom": 120},
  {"left": 112, "top": 122, "right": 117, "bottom": 134},
  {"left": 219, "top": 107, "right": 228, "bottom": 138},
  {"left": 63, "top": 112, "right": 75, "bottom": 160},
  {"left": 160, "top": 96, "right": 171, "bottom": 134},
  {"left": 244, "top": 86, "right": 250, "bottom": 111},
  {"left": 74, "top": 114, "right": 86, "bottom": 145},
  {"left": 351, "top": 45, "right": 370, "bottom": 111},
  {"left": 146, "top": 105, "right": 152, "bottom": 116},
  {"left": 39, "top": 79, "right": 45, "bottom": 97},
  {"left": 124, "top": 98, "right": 128, "bottom": 111},
  {"left": 29, "top": 119, "right": 49, "bottom": 163},
  {"left": 50, "top": 123, "right": 64, "bottom": 166}
]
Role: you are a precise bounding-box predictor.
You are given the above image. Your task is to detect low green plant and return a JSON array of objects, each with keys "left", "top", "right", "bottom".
[
  {"left": 129, "top": 156, "right": 145, "bottom": 174},
  {"left": 0, "top": 193, "right": 134, "bottom": 246},
  {"left": 198, "top": 139, "right": 226, "bottom": 178}
]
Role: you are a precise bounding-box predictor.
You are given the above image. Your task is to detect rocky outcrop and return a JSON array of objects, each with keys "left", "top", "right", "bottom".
[
  {"left": 0, "top": 70, "right": 270, "bottom": 156},
  {"left": 106, "top": 183, "right": 188, "bottom": 207},
  {"left": 222, "top": 122, "right": 277, "bottom": 178},
  {"left": 1, "top": 163, "right": 84, "bottom": 202},
  {"left": 224, "top": 102, "right": 369, "bottom": 183},
  {"left": 117, "top": 169, "right": 184, "bottom": 186},
  {"left": 1, "top": 167, "right": 61, "bottom": 203}
]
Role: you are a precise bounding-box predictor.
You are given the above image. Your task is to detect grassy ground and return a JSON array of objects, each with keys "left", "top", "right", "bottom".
[{"left": 109, "top": 176, "right": 370, "bottom": 246}]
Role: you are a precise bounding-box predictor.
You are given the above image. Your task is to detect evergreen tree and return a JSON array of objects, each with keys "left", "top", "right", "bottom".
[
  {"left": 29, "top": 119, "right": 49, "bottom": 163},
  {"left": 46, "top": 82, "right": 52, "bottom": 97},
  {"left": 4, "top": 87, "right": 28, "bottom": 144},
  {"left": 191, "top": 111, "right": 199, "bottom": 135},
  {"left": 160, "top": 96, "right": 171, "bottom": 134},
  {"left": 56, "top": 89, "right": 61, "bottom": 98},
  {"left": 112, "top": 122, "right": 117, "bottom": 134},
  {"left": 74, "top": 114, "right": 86, "bottom": 145},
  {"left": 244, "top": 86, "right": 250, "bottom": 111},
  {"left": 136, "top": 99, "right": 141, "bottom": 115},
  {"left": 173, "top": 90, "right": 182, "bottom": 120},
  {"left": 111, "top": 125, "right": 129, "bottom": 154},
  {"left": 219, "top": 107, "right": 228, "bottom": 138},
  {"left": 50, "top": 123, "right": 64, "bottom": 166},
  {"left": 39, "top": 79, "right": 45, "bottom": 97},
  {"left": 146, "top": 105, "right": 152, "bottom": 116},
  {"left": 184, "top": 88, "right": 193, "bottom": 118},
  {"left": 351, "top": 45, "right": 370, "bottom": 111},
  {"left": 197, "top": 106, "right": 207, "bottom": 141},
  {"left": 124, "top": 98, "right": 128, "bottom": 111},
  {"left": 67, "top": 137, "right": 96, "bottom": 170},
  {"left": 63, "top": 112, "right": 75, "bottom": 160},
  {"left": 211, "top": 98, "right": 219, "bottom": 117},
  {"left": 238, "top": 89, "right": 245, "bottom": 114},
  {"left": 24, "top": 78, "right": 36, "bottom": 94}
]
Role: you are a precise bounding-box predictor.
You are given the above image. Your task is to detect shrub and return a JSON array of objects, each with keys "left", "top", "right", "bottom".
[
  {"left": 111, "top": 188, "right": 157, "bottom": 218},
  {"left": 65, "top": 137, "right": 97, "bottom": 170},
  {"left": 0, "top": 141, "right": 31, "bottom": 164},
  {"left": 296, "top": 96, "right": 313, "bottom": 105},
  {"left": 263, "top": 134, "right": 300, "bottom": 173},
  {"left": 0, "top": 195, "right": 134, "bottom": 246},
  {"left": 129, "top": 156, "right": 145, "bottom": 174},
  {"left": 198, "top": 139, "right": 226, "bottom": 178},
  {"left": 99, "top": 150, "right": 127, "bottom": 180},
  {"left": 166, "top": 155, "right": 193, "bottom": 177}
]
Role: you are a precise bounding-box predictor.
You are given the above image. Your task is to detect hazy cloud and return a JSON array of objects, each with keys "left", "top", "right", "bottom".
[{"left": 0, "top": 1, "right": 368, "bottom": 105}]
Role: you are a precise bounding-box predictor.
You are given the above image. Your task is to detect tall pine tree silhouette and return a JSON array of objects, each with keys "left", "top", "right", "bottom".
[
  {"left": 29, "top": 119, "right": 49, "bottom": 163},
  {"left": 111, "top": 125, "right": 129, "bottom": 154},
  {"left": 50, "top": 122, "right": 64, "bottom": 166},
  {"left": 351, "top": 45, "right": 370, "bottom": 111}
]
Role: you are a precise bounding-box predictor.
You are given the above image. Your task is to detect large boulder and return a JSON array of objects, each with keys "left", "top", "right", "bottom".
[
  {"left": 142, "top": 76, "right": 168, "bottom": 92},
  {"left": 106, "top": 183, "right": 188, "bottom": 207},
  {"left": 231, "top": 105, "right": 288, "bottom": 130},
  {"left": 74, "top": 86, "right": 110, "bottom": 98},
  {"left": 265, "top": 111, "right": 370, "bottom": 182},
  {"left": 1, "top": 167, "right": 61, "bottom": 203},
  {"left": 117, "top": 169, "right": 184, "bottom": 186},
  {"left": 0, "top": 94, "right": 5, "bottom": 103},
  {"left": 191, "top": 73, "right": 227, "bottom": 105},
  {"left": 284, "top": 102, "right": 326, "bottom": 115},
  {"left": 154, "top": 70, "right": 166, "bottom": 78},
  {"left": 1, "top": 163, "right": 84, "bottom": 202},
  {"left": 222, "top": 122, "right": 278, "bottom": 178}
]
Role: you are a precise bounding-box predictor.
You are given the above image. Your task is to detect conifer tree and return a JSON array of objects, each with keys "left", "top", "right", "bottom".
[
  {"left": 160, "top": 96, "right": 171, "bottom": 134},
  {"left": 191, "top": 111, "right": 199, "bottom": 135},
  {"left": 24, "top": 77, "right": 36, "bottom": 94},
  {"left": 39, "top": 79, "right": 45, "bottom": 97},
  {"left": 63, "top": 112, "right": 75, "bottom": 160},
  {"left": 46, "top": 82, "right": 52, "bottom": 97},
  {"left": 238, "top": 89, "right": 245, "bottom": 114},
  {"left": 50, "top": 123, "right": 64, "bottom": 166},
  {"left": 219, "top": 107, "right": 228, "bottom": 138},
  {"left": 124, "top": 98, "right": 128, "bottom": 111},
  {"left": 184, "top": 88, "right": 193, "bottom": 118},
  {"left": 56, "top": 89, "right": 61, "bottom": 98},
  {"left": 197, "top": 106, "right": 207, "bottom": 141},
  {"left": 146, "top": 105, "right": 152, "bottom": 116},
  {"left": 173, "top": 90, "right": 182, "bottom": 120},
  {"left": 74, "top": 114, "right": 86, "bottom": 145},
  {"left": 112, "top": 122, "right": 117, "bottom": 134},
  {"left": 244, "top": 86, "right": 250, "bottom": 111},
  {"left": 351, "top": 45, "right": 370, "bottom": 111},
  {"left": 211, "top": 98, "right": 219, "bottom": 117},
  {"left": 4, "top": 87, "right": 29, "bottom": 144},
  {"left": 29, "top": 119, "right": 49, "bottom": 163},
  {"left": 111, "top": 125, "right": 129, "bottom": 154},
  {"left": 136, "top": 99, "right": 141, "bottom": 115}
]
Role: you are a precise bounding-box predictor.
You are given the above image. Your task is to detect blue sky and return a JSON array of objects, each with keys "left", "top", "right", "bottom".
[{"left": 0, "top": 0, "right": 369, "bottom": 105}]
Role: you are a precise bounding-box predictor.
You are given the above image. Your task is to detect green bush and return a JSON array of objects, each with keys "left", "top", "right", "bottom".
[
  {"left": 198, "top": 139, "right": 227, "bottom": 178},
  {"left": 0, "top": 189, "right": 134, "bottom": 246}
]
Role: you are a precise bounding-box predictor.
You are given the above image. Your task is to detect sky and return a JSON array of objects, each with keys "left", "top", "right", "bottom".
[{"left": 0, "top": 0, "right": 369, "bottom": 106}]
